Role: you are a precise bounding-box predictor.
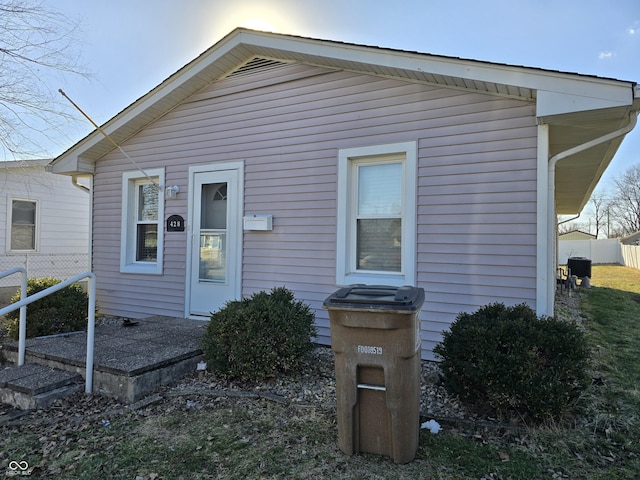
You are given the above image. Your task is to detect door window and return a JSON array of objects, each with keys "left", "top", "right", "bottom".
[{"left": 199, "top": 183, "right": 227, "bottom": 283}]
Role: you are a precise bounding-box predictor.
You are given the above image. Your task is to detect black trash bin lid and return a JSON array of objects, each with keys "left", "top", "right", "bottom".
[{"left": 324, "top": 285, "right": 425, "bottom": 311}]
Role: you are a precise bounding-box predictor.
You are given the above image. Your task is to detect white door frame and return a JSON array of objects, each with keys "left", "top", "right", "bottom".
[{"left": 185, "top": 161, "right": 244, "bottom": 318}]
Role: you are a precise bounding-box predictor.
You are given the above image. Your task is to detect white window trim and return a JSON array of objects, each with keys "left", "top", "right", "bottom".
[
  {"left": 120, "top": 168, "right": 165, "bottom": 274},
  {"left": 337, "top": 141, "right": 417, "bottom": 286},
  {"left": 7, "top": 197, "right": 40, "bottom": 253}
]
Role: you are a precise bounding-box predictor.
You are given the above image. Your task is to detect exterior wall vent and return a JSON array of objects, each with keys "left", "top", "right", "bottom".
[{"left": 227, "top": 57, "right": 290, "bottom": 78}]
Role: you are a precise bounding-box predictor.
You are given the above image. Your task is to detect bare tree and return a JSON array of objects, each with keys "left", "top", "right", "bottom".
[
  {"left": 610, "top": 163, "right": 640, "bottom": 235},
  {"left": 0, "top": 0, "right": 87, "bottom": 158},
  {"left": 589, "top": 191, "right": 609, "bottom": 238}
]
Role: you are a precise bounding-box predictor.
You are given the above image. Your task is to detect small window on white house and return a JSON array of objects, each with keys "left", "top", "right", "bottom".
[
  {"left": 10, "top": 199, "right": 37, "bottom": 251},
  {"left": 337, "top": 142, "right": 417, "bottom": 286},
  {"left": 121, "top": 169, "right": 164, "bottom": 274}
]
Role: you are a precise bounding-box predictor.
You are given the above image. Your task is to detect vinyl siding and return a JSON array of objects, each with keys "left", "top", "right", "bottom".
[
  {"left": 417, "top": 97, "right": 537, "bottom": 356},
  {"left": 92, "top": 62, "right": 537, "bottom": 359}
]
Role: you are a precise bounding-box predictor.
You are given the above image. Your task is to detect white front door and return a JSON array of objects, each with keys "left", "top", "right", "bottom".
[{"left": 187, "top": 164, "right": 242, "bottom": 317}]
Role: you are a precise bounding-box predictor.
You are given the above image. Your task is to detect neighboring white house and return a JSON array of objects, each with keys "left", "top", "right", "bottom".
[
  {"left": 622, "top": 231, "right": 640, "bottom": 246},
  {"left": 49, "top": 29, "right": 640, "bottom": 359},
  {"left": 0, "top": 159, "right": 90, "bottom": 299},
  {"left": 558, "top": 230, "right": 597, "bottom": 241}
]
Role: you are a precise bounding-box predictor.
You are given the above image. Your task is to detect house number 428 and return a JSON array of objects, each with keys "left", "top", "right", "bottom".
[{"left": 166, "top": 215, "right": 185, "bottom": 232}]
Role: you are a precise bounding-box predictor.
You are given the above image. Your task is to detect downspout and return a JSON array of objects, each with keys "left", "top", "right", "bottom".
[
  {"left": 71, "top": 175, "right": 93, "bottom": 274},
  {"left": 71, "top": 175, "right": 90, "bottom": 193},
  {"left": 545, "top": 112, "right": 638, "bottom": 314}
]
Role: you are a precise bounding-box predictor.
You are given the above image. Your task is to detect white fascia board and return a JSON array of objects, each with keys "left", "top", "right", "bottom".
[
  {"left": 102, "top": 36, "right": 243, "bottom": 133},
  {"left": 537, "top": 89, "right": 632, "bottom": 117},
  {"left": 54, "top": 30, "right": 251, "bottom": 167},
  {"left": 49, "top": 153, "right": 95, "bottom": 175},
  {"left": 52, "top": 29, "right": 637, "bottom": 169},
  {"left": 242, "top": 30, "right": 635, "bottom": 105}
]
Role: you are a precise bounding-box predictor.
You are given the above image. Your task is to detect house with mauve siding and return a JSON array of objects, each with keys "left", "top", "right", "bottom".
[{"left": 49, "top": 29, "right": 640, "bottom": 359}]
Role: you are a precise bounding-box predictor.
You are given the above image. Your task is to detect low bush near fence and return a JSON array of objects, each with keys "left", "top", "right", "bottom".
[
  {"left": 434, "top": 302, "right": 590, "bottom": 424},
  {"left": 6, "top": 277, "right": 90, "bottom": 339},
  {"left": 200, "top": 286, "right": 317, "bottom": 381}
]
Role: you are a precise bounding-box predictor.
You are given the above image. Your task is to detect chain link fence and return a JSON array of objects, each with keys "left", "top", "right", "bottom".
[{"left": 0, "top": 253, "right": 90, "bottom": 303}]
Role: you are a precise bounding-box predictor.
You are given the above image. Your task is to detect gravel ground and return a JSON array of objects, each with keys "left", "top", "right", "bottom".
[
  {"left": 0, "top": 336, "right": 464, "bottom": 427},
  {"left": 165, "top": 347, "right": 467, "bottom": 421},
  {"left": 1, "top": 290, "right": 587, "bottom": 427}
]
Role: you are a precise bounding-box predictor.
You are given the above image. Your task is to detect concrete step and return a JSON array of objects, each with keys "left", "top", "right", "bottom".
[
  {"left": 1, "top": 316, "right": 206, "bottom": 405},
  {"left": 0, "top": 363, "right": 82, "bottom": 410},
  {"left": 3, "top": 346, "right": 203, "bottom": 404}
]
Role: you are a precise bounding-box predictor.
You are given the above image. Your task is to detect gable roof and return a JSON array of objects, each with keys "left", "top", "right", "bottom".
[
  {"left": 50, "top": 28, "right": 640, "bottom": 214},
  {"left": 559, "top": 230, "right": 597, "bottom": 240},
  {"left": 2, "top": 158, "right": 51, "bottom": 169}
]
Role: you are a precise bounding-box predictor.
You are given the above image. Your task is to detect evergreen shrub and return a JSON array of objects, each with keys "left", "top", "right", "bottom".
[
  {"left": 200, "top": 287, "right": 317, "bottom": 381},
  {"left": 434, "top": 302, "right": 590, "bottom": 423},
  {"left": 7, "top": 277, "right": 90, "bottom": 339}
]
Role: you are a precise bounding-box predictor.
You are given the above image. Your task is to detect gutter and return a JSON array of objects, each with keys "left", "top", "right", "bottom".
[
  {"left": 558, "top": 213, "right": 580, "bottom": 226},
  {"left": 548, "top": 112, "right": 638, "bottom": 168},
  {"left": 545, "top": 111, "right": 638, "bottom": 314}
]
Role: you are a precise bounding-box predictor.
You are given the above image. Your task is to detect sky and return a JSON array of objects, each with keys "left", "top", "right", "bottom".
[{"left": 29, "top": 0, "right": 640, "bottom": 195}]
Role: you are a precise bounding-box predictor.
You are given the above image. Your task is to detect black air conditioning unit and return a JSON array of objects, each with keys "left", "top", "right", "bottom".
[{"left": 568, "top": 257, "right": 592, "bottom": 278}]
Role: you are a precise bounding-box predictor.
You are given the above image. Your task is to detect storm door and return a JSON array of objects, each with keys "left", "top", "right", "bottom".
[{"left": 188, "top": 166, "right": 241, "bottom": 316}]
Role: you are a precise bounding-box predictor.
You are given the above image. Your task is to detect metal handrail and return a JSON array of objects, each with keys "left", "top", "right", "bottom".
[
  {"left": 0, "top": 271, "right": 97, "bottom": 394},
  {"left": 0, "top": 267, "right": 27, "bottom": 365}
]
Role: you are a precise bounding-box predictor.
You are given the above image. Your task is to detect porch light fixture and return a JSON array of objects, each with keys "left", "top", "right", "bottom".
[{"left": 165, "top": 185, "right": 180, "bottom": 199}]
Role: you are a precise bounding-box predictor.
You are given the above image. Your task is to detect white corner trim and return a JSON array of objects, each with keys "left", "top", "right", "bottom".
[{"left": 536, "top": 124, "right": 551, "bottom": 317}]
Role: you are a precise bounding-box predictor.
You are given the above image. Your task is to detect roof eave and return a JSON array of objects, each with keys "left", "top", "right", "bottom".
[
  {"left": 50, "top": 28, "right": 639, "bottom": 178},
  {"left": 549, "top": 106, "right": 638, "bottom": 215}
]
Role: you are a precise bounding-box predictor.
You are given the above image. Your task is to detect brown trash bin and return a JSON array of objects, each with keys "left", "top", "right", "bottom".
[{"left": 323, "top": 285, "right": 425, "bottom": 464}]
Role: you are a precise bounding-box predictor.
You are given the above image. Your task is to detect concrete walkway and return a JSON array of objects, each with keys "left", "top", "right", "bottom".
[{"left": 1, "top": 316, "right": 207, "bottom": 405}]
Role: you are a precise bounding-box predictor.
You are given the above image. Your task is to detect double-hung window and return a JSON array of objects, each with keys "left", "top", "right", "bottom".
[
  {"left": 9, "top": 199, "right": 38, "bottom": 251},
  {"left": 120, "top": 168, "right": 164, "bottom": 274},
  {"left": 337, "top": 142, "right": 417, "bottom": 286}
]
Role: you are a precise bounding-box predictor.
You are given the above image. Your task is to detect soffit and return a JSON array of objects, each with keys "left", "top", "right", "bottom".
[
  {"left": 554, "top": 138, "right": 621, "bottom": 215},
  {"left": 546, "top": 105, "right": 635, "bottom": 214}
]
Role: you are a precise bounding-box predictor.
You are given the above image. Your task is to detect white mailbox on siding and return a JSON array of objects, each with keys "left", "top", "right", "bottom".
[{"left": 243, "top": 214, "right": 273, "bottom": 231}]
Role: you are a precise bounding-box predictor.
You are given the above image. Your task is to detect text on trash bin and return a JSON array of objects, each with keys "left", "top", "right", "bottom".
[{"left": 357, "top": 345, "right": 383, "bottom": 355}]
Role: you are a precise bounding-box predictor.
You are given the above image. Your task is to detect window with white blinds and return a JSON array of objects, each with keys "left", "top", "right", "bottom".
[{"left": 337, "top": 142, "right": 416, "bottom": 286}]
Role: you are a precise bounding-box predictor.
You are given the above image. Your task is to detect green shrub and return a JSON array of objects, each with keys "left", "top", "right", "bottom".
[
  {"left": 6, "top": 277, "right": 90, "bottom": 340},
  {"left": 201, "top": 286, "right": 317, "bottom": 381},
  {"left": 434, "top": 302, "right": 590, "bottom": 423}
]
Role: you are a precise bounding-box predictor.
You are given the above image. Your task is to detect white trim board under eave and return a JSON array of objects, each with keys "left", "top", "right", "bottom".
[{"left": 537, "top": 89, "right": 632, "bottom": 117}]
